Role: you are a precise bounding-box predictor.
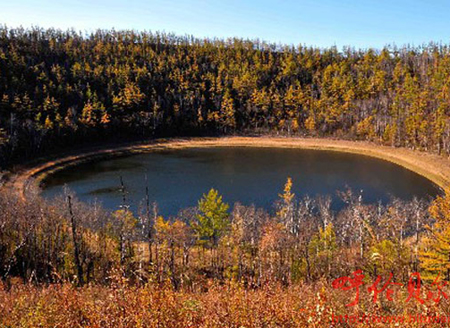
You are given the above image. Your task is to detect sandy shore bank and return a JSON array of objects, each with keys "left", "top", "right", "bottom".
[{"left": 3, "top": 136, "right": 449, "bottom": 199}]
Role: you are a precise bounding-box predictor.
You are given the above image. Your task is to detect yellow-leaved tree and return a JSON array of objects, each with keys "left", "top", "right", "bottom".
[
  {"left": 308, "top": 223, "right": 337, "bottom": 278},
  {"left": 277, "top": 177, "right": 295, "bottom": 218},
  {"left": 0, "top": 127, "right": 6, "bottom": 144},
  {"left": 420, "top": 190, "right": 450, "bottom": 281}
]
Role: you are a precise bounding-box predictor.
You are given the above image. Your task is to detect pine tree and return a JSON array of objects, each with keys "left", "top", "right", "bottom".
[
  {"left": 193, "top": 188, "right": 230, "bottom": 248},
  {"left": 220, "top": 90, "right": 236, "bottom": 132},
  {"left": 420, "top": 191, "right": 450, "bottom": 280}
]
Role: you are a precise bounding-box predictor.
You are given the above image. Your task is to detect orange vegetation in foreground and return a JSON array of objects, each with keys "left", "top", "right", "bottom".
[{"left": 1, "top": 281, "right": 449, "bottom": 328}]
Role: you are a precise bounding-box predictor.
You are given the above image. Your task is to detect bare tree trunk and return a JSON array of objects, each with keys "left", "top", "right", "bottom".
[
  {"left": 67, "top": 196, "right": 84, "bottom": 286},
  {"left": 305, "top": 246, "right": 311, "bottom": 281},
  {"left": 415, "top": 212, "right": 420, "bottom": 272},
  {"left": 146, "top": 184, "right": 153, "bottom": 265},
  {"left": 169, "top": 240, "right": 178, "bottom": 289}
]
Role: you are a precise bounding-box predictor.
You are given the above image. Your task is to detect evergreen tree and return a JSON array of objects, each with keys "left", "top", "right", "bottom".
[{"left": 193, "top": 188, "right": 230, "bottom": 248}]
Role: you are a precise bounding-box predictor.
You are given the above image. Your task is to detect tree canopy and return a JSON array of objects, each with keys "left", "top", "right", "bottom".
[{"left": 2, "top": 27, "right": 450, "bottom": 166}]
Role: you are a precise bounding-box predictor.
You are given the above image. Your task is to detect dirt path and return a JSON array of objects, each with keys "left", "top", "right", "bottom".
[{"left": 3, "top": 136, "right": 450, "bottom": 200}]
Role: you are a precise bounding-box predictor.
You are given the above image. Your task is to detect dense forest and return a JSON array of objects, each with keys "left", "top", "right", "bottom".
[{"left": 1, "top": 27, "right": 450, "bottom": 167}]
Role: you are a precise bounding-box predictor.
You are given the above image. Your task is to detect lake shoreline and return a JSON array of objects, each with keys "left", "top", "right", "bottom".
[{"left": 3, "top": 136, "right": 450, "bottom": 200}]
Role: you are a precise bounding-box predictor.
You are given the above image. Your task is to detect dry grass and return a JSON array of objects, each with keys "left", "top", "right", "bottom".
[{"left": 1, "top": 280, "right": 449, "bottom": 328}]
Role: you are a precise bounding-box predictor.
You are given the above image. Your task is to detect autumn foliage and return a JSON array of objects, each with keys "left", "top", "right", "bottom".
[
  {"left": 3, "top": 26, "right": 450, "bottom": 324},
  {"left": 0, "top": 177, "right": 450, "bottom": 326},
  {"left": 2, "top": 27, "right": 450, "bottom": 167}
]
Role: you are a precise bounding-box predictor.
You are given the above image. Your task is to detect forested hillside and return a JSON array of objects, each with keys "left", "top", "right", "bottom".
[
  {"left": 1, "top": 27, "right": 450, "bottom": 166},
  {"left": 3, "top": 26, "right": 450, "bottom": 326}
]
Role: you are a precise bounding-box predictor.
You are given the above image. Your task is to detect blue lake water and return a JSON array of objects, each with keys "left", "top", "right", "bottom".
[{"left": 41, "top": 147, "right": 440, "bottom": 216}]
